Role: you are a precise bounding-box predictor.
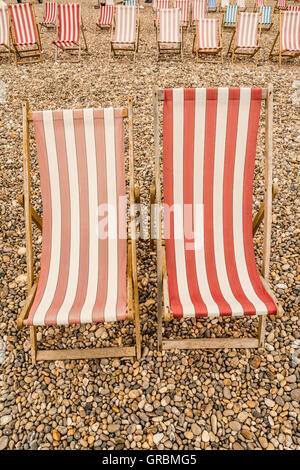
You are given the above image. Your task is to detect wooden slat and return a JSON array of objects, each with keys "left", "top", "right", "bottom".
[
  {"left": 36, "top": 346, "right": 136, "bottom": 361},
  {"left": 162, "top": 337, "right": 260, "bottom": 350}
]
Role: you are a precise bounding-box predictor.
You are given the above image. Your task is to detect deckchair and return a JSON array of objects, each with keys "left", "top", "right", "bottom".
[
  {"left": 8, "top": 3, "right": 42, "bottom": 64},
  {"left": 154, "top": 0, "right": 170, "bottom": 28},
  {"left": 111, "top": 6, "right": 139, "bottom": 60},
  {"left": 18, "top": 99, "right": 141, "bottom": 363},
  {"left": 192, "top": 0, "right": 207, "bottom": 25},
  {"left": 174, "top": 0, "right": 190, "bottom": 28},
  {"left": 275, "top": 0, "right": 288, "bottom": 12},
  {"left": 40, "top": 2, "right": 57, "bottom": 32},
  {"left": 219, "top": 0, "right": 229, "bottom": 12},
  {"left": 124, "top": 0, "right": 138, "bottom": 5},
  {"left": 151, "top": 86, "right": 281, "bottom": 352},
  {"left": 254, "top": 0, "right": 265, "bottom": 9},
  {"left": 228, "top": 12, "right": 261, "bottom": 64},
  {"left": 288, "top": 6, "right": 300, "bottom": 12},
  {"left": 208, "top": 0, "right": 217, "bottom": 13},
  {"left": 53, "top": 3, "right": 88, "bottom": 60},
  {"left": 96, "top": 5, "right": 114, "bottom": 30},
  {"left": 258, "top": 6, "right": 273, "bottom": 30},
  {"left": 193, "top": 18, "right": 223, "bottom": 62},
  {"left": 237, "top": 0, "right": 246, "bottom": 12},
  {"left": 223, "top": 5, "right": 238, "bottom": 29},
  {"left": 0, "top": 5, "right": 12, "bottom": 61},
  {"left": 157, "top": 8, "right": 183, "bottom": 60},
  {"left": 269, "top": 11, "right": 300, "bottom": 66}
]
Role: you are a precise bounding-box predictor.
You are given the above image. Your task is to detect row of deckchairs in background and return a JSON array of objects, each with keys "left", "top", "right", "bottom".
[{"left": 0, "top": 2, "right": 299, "bottom": 65}]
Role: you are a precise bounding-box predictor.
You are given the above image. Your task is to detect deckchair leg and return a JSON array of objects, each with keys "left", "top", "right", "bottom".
[
  {"left": 258, "top": 315, "right": 266, "bottom": 347},
  {"left": 252, "top": 183, "right": 279, "bottom": 236},
  {"left": 150, "top": 184, "right": 156, "bottom": 249},
  {"left": 30, "top": 326, "right": 37, "bottom": 365}
]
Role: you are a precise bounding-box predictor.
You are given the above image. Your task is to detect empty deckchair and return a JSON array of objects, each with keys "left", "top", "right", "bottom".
[
  {"left": 0, "top": 5, "right": 12, "bottom": 61},
  {"left": 258, "top": 6, "right": 273, "bottom": 30},
  {"left": 237, "top": 0, "right": 246, "bottom": 12},
  {"left": 219, "top": 0, "right": 229, "bottom": 12},
  {"left": 208, "top": 0, "right": 217, "bottom": 13},
  {"left": 40, "top": 2, "right": 57, "bottom": 32},
  {"left": 174, "top": 0, "right": 190, "bottom": 28},
  {"left": 223, "top": 5, "right": 238, "bottom": 29},
  {"left": 18, "top": 99, "right": 141, "bottom": 363},
  {"left": 157, "top": 8, "right": 183, "bottom": 59},
  {"left": 152, "top": 86, "right": 281, "bottom": 352},
  {"left": 53, "top": 3, "right": 88, "bottom": 60},
  {"left": 193, "top": 17, "right": 223, "bottom": 62},
  {"left": 8, "top": 3, "right": 42, "bottom": 64},
  {"left": 228, "top": 12, "right": 261, "bottom": 64},
  {"left": 124, "top": 0, "right": 138, "bottom": 5},
  {"left": 269, "top": 11, "right": 300, "bottom": 66},
  {"left": 192, "top": 0, "right": 206, "bottom": 24},
  {"left": 96, "top": 5, "right": 114, "bottom": 30},
  {"left": 111, "top": 6, "right": 139, "bottom": 60},
  {"left": 275, "top": 0, "right": 288, "bottom": 11},
  {"left": 154, "top": 0, "right": 170, "bottom": 28}
]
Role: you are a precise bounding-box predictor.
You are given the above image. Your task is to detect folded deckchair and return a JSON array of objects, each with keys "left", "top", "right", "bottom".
[
  {"left": 258, "top": 6, "right": 273, "bottom": 30},
  {"left": 208, "top": 0, "right": 217, "bottom": 13},
  {"left": 18, "top": 99, "right": 141, "bottom": 363},
  {"left": 219, "top": 0, "right": 229, "bottom": 12},
  {"left": 40, "top": 2, "right": 57, "bottom": 32},
  {"left": 154, "top": 0, "right": 170, "bottom": 28},
  {"left": 275, "top": 0, "right": 288, "bottom": 11},
  {"left": 237, "top": 0, "right": 246, "bottom": 12},
  {"left": 223, "top": 5, "right": 238, "bottom": 29},
  {"left": 8, "top": 3, "right": 42, "bottom": 64},
  {"left": 96, "top": 5, "right": 114, "bottom": 30},
  {"left": 0, "top": 5, "right": 12, "bottom": 61},
  {"left": 192, "top": 0, "right": 206, "bottom": 25},
  {"left": 53, "top": 3, "right": 88, "bottom": 60},
  {"left": 152, "top": 86, "right": 281, "bottom": 352},
  {"left": 111, "top": 6, "right": 139, "bottom": 60},
  {"left": 193, "top": 18, "right": 223, "bottom": 62},
  {"left": 269, "top": 11, "right": 300, "bottom": 65},
  {"left": 174, "top": 0, "right": 190, "bottom": 28},
  {"left": 228, "top": 12, "right": 261, "bottom": 64},
  {"left": 157, "top": 8, "right": 183, "bottom": 59}
]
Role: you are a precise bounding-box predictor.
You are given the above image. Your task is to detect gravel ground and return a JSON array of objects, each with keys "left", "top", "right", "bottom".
[{"left": 0, "top": 0, "right": 299, "bottom": 451}]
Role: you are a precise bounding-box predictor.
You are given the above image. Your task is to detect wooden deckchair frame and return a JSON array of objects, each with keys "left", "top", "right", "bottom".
[
  {"left": 157, "top": 11, "right": 183, "bottom": 61},
  {"left": 8, "top": 3, "right": 43, "bottom": 65},
  {"left": 228, "top": 12, "right": 262, "bottom": 65},
  {"left": 193, "top": 18, "right": 223, "bottom": 63},
  {"left": 110, "top": 7, "right": 140, "bottom": 61},
  {"left": 269, "top": 11, "right": 300, "bottom": 66},
  {"left": 151, "top": 85, "right": 282, "bottom": 352},
  {"left": 54, "top": 14, "right": 88, "bottom": 61},
  {"left": 0, "top": 42, "right": 13, "bottom": 62},
  {"left": 17, "top": 99, "right": 141, "bottom": 364}
]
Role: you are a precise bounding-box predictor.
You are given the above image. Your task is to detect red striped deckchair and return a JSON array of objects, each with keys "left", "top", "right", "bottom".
[
  {"left": 288, "top": 6, "right": 300, "bottom": 12},
  {"left": 40, "top": 2, "right": 57, "bottom": 31},
  {"left": 157, "top": 8, "right": 183, "bottom": 59},
  {"left": 193, "top": 18, "right": 223, "bottom": 62},
  {"left": 96, "top": 5, "right": 114, "bottom": 30},
  {"left": 174, "top": 0, "right": 190, "bottom": 28},
  {"left": 152, "top": 86, "right": 281, "bottom": 352},
  {"left": 269, "top": 11, "right": 300, "bottom": 65},
  {"left": 18, "top": 100, "right": 141, "bottom": 363},
  {"left": 276, "top": 0, "right": 288, "bottom": 11},
  {"left": 154, "top": 0, "right": 170, "bottom": 27},
  {"left": 192, "top": 0, "right": 207, "bottom": 24},
  {"left": 111, "top": 6, "right": 139, "bottom": 60},
  {"left": 8, "top": 3, "right": 42, "bottom": 64},
  {"left": 0, "top": 5, "right": 12, "bottom": 60},
  {"left": 228, "top": 12, "right": 261, "bottom": 64},
  {"left": 53, "top": 3, "right": 88, "bottom": 60}
]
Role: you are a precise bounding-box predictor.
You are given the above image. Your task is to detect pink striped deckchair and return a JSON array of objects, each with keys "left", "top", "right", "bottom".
[
  {"left": 269, "top": 11, "right": 300, "bottom": 65},
  {"left": 8, "top": 3, "right": 42, "bottom": 64},
  {"left": 174, "top": 0, "right": 190, "bottom": 28},
  {"left": 53, "top": 3, "right": 88, "bottom": 60},
  {"left": 40, "top": 2, "right": 57, "bottom": 31},
  {"left": 276, "top": 0, "right": 288, "bottom": 11},
  {"left": 157, "top": 8, "right": 183, "bottom": 59},
  {"left": 229, "top": 12, "right": 261, "bottom": 64},
  {"left": 0, "top": 5, "right": 12, "bottom": 60},
  {"left": 154, "top": 0, "right": 170, "bottom": 27},
  {"left": 18, "top": 100, "right": 141, "bottom": 363},
  {"left": 111, "top": 6, "right": 139, "bottom": 60},
  {"left": 192, "top": 0, "right": 207, "bottom": 24},
  {"left": 194, "top": 18, "right": 223, "bottom": 62},
  {"left": 96, "top": 5, "right": 114, "bottom": 29},
  {"left": 152, "top": 86, "right": 280, "bottom": 352}
]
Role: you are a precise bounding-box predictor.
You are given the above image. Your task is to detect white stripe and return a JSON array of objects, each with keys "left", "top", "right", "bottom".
[
  {"left": 103, "top": 108, "right": 118, "bottom": 322},
  {"left": 172, "top": 88, "right": 195, "bottom": 316},
  {"left": 233, "top": 88, "right": 267, "bottom": 315},
  {"left": 193, "top": 89, "right": 220, "bottom": 316},
  {"left": 33, "top": 111, "right": 61, "bottom": 325},
  {"left": 80, "top": 110, "right": 99, "bottom": 324},
  {"left": 56, "top": 110, "right": 80, "bottom": 325}
]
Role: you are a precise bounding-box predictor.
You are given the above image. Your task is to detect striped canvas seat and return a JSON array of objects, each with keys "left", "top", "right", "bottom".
[
  {"left": 196, "top": 18, "right": 221, "bottom": 49},
  {"left": 193, "top": 0, "right": 206, "bottom": 22},
  {"left": 258, "top": 6, "right": 272, "bottom": 25},
  {"left": 53, "top": 3, "right": 80, "bottom": 49},
  {"left": 9, "top": 3, "right": 39, "bottom": 46},
  {"left": 236, "top": 13, "right": 259, "bottom": 48},
  {"left": 41, "top": 2, "right": 57, "bottom": 26},
  {"left": 158, "top": 8, "right": 180, "bottom": 43},
  {"left": 0, "top": 6, "right": 9, "bottom": 47},
  {"left": 224, "top": 5, "right": 238, "bottom": 25},
  {"left": 174, "top": 0, "right": 190, "bottom": 26},
  {"left": 257, "top": 0, "right": 265, "bottom": 6},
  {"left": 162, "top": 88, "right": 277, "bottom": 318},
  {"left": 277, "top": 0, "right": 287, "bottom": 10},
  {"left": 281, "top": 11, "right": 300, "bottom": 51},
  {"left": 113, "top": 6, "right": 136, "bottom": 44},
  {"left": 208, "top": 0, "right": 217, "bottom": 11},
  {"left": 124, "top": 0, "right": 137, "bottom": 5},
  {"left": 27, "top": 108, "right": 127, "bottom": 326},
  {"left": 155, "top": 0, "right": 170, "bottom": 23},
  {"left": 97, "top": 5, "right": 114, "bottom": 26},
  {"left": 288, "top": 6, "right": 300, "bottom": 12}
]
